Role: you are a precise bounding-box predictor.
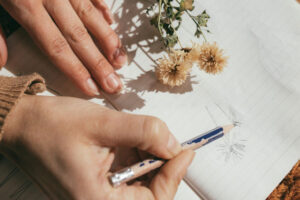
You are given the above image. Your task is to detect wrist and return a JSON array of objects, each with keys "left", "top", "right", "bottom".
[{"left": 0, "top": 95, "right": 34, "bottom": 153}]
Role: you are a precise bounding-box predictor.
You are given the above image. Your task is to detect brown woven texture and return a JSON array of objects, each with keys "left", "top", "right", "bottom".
[
  {"left": 267, "top": 160, "right": 300, "bottom": 200},
  {"left": 0, "top": 73, "right": 46, "bottom": 141}
]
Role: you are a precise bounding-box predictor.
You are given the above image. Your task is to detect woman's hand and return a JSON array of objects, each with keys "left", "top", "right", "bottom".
[
  {"left": 0, "top": 95, "right": 195, "bottom": 199},
  {"left": 0, "top": 0, "right": 126, "bottom": 95}
]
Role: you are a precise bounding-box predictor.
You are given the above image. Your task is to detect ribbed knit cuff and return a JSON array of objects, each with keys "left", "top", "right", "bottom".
[{"left": 0, "top": 73, "right": 46, "bottom": 141}]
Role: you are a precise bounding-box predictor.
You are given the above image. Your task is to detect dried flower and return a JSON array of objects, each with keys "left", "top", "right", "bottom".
[
  {"left": 180, "top": 0, "right": 194, "bottom": 11},
  {"left": 156, "top": 50, "right": 192, "bottom": 87},
  {"left": 189, "top": 42, "right": 227, "bottom": 74}
]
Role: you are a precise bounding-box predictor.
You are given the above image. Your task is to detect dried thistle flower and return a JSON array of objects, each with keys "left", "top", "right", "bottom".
[
  {"left": 189, "top": 42, "right": 228, "bottom": 74},
  {"left": 156, "top": 50, "right": 192, "bottom": 87}
]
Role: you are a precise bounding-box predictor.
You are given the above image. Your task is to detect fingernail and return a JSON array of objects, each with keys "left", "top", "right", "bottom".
[
  {"left": 167, "top": 134, "right": 182, "bottom": 156},
  {"left": 113, "top": 46, "right": 127, "bottom": 67},
  {"left": 105, "top": 73, "right": 122, "bottom": 92},
  {"left": 87, "top": 78, "right": 100, "bottom": 95}
]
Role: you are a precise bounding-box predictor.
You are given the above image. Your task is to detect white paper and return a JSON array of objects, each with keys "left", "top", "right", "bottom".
[
  {"left": 104, "top": 0, "right": 300, "bottom": 199},
  {"left": 1, "top": 0, "right": 300, "bottom": 199}
]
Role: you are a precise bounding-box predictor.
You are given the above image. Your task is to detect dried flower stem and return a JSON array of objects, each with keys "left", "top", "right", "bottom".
[
  {"left": 148, "top": 0, "right": 210, "bottom": 48},
  {"left": 169, "top": 18, "right": 183, "bottom": 49},
  {"left": 175, "top": 0, "right": 207, "bottom": 42},
  {"left": 157, "top": 0, "right": 183, "bottom": 49},
  {"left": 162, "top": 0, "right": 183, "bottom": 48},
  {"left": 158, "top": 0, "right": 163, "bottom": 37},
  {"left": 186, "top": 10, "right": 208, "bottom": 42}
]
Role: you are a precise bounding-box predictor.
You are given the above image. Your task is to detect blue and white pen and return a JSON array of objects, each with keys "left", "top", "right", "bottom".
[{"left": 109, "top": 124, "right": 235, "bottom": 187}]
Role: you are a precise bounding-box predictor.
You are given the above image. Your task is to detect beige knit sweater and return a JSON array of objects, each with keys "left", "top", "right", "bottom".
[{"left": 0, "top": 73, "right": 46, "bottom": 141}]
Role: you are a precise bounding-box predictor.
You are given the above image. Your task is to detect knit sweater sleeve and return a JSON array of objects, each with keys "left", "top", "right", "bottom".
[{"left": 0, "top": 73, "right": 46, "bottom": 141}]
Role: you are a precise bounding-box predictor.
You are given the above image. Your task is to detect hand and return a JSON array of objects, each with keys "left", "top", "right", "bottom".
[
  {"left": 0, "top": 0, "right": 127, "bottom": 95},
  {"left": 0, "top": 95, "right": 195, "bottom": 199}
]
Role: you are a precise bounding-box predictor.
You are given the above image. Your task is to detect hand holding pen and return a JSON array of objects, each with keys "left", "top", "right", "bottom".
[{"left": 109, "top": 124, "right": 235, "bottom": 187}]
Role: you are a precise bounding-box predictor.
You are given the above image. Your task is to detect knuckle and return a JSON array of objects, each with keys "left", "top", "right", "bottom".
[
  {"left": 72, "top": 66, "right": 88, "bottom": 80},
  {"left": 19, "top": 0, "right": 36, "bottom": 12},
  {"left": 95, "top": 56, "right": 108, "bottom": 69},
  {"left": 93, "top": 0, "right": 108, "bottom": 9},
  {"left": 49, "top": 37, "right": 69, "bottom": 56},
  {"left": 68, "top": 25, "right": 89, "bottom": 43},
  {"left": 142, "top": 116, "right": 165, "bottom": 141},
  {"left": 6, "top": 0, "right": 42, "bottom": 16},
  {"left": 77, "top": 2, "right": 94, "bottom": 17},
  {"left": 103, "top": 29, "right": 117, "bottom": 42}
]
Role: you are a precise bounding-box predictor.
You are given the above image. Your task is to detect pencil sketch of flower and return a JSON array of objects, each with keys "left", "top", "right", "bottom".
[{"left": 217, "top": 131, "right": 246, "bottom": 162}]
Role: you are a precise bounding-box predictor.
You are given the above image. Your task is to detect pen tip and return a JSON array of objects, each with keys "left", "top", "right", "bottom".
[{"left": 223, "top": 124, "right": 236, "bottom": 134}]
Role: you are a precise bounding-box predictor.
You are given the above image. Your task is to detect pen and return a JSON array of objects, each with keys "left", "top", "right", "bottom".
[{"left": 109, "top": 124, "right": 235, "bottom": 187}]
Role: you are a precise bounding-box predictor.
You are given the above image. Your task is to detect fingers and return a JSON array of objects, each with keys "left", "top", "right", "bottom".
[
  {"left": 149, "top": 150, "right": 195, "bottom": 200},
  {"left": 94, "top": 110, "right": 182, "bottom": 160},
  {"left": 2, "top": 0, "right": 123, "bottom": 94},
  {"left": 113, "top": 150, "right": 194, "bottom": 200},
  {"left": 91, "top": 0, "right": 114, "bottom": 24},
  {"left": 2, "top": 2, "right": 100, "bottom": 96},
  {"left": 0, "top": 27, "right": 8, "bottom": 67},
  {"left": 70, "top": 0, "right": 127, "bottom": 69},
  {"left": 44, "top": 0, "right": 122, "bottom": 94}
]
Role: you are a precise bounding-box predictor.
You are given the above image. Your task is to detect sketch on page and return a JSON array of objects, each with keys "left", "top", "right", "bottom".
[
  {"left": 203, "top": 102, "right": 248, "bottom": 164},
  {"left": 217, "top": 129, "right": 247, "bottom": 163}
]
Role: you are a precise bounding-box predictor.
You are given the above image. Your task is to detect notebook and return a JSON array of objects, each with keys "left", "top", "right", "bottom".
[{"left": 1, "top": 0, "right": 300, "bottom": 199}]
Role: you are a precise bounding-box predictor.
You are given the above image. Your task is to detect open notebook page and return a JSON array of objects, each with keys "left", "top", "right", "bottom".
[
  {"left": 0, "top": 0, "right": 299, "bottom": 199},
  {"left": 103, "top": 0, "right": 300, "bottom": 199},
  {"left": 183, "top": 0, "right": 300, "bottom": 199}
]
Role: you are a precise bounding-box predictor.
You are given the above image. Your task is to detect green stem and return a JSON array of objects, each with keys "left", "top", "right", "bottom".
[
  {"left": 186, "top": 11, "right": 207, "bottom": 42},
  {"left": 175, "top": 0, "right": 207, "bottom": 42},
  {"left": 169, "top": 18, "right": 183, "bottom": 48},
  {"left": 162, "top": 0, "right": 183, "bottom": 48},
  {"left": 157, "top": 0, "right": 164, "bottom": 38}
]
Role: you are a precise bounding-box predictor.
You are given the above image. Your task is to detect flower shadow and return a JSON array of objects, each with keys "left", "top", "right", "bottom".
[
  {"left": 125, "top": 70, "right": 198, "bottom": 94},
  {"left": 111, "top": 0, "right": 163, "bottom": 64},
  {"left": 105, "top": 70, "right": 198, "bottom": 111}
]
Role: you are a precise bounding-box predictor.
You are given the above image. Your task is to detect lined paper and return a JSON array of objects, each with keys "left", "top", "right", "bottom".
[
  {"left": 181, "top": 0, "right": 300, "bottom": 199},
  {"left": 104, "top": 0, "right": 300, "bottom": 199}
]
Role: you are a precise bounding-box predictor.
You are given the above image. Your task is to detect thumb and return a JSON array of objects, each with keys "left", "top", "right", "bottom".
[
  {"left": 94, "top": 110, "right": 182, "bottom": 159},
  {"left": 0, "top": 27, "right": 7, "bottom": 67}
]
